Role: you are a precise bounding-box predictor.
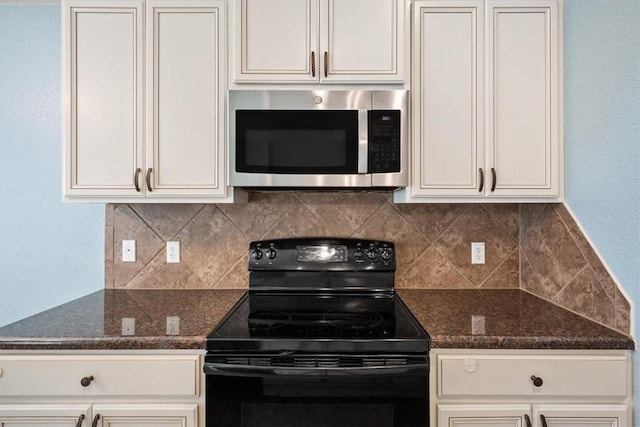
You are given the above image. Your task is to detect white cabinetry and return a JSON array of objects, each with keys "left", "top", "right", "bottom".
[
  {"left": 63, "top": 0, "right": 243, "bottom": 203},
  {"left": 0, "top": 405, "right": 91, "bottom": 427},
  {"left": 432, "top": 350, "right": 632, "bottom": 427},
  {"left": 232, "top": 0, "right": 406, "bottom": 83},
  {"left": 0, "top": 352, "right": 202, "bottom": 427},
  {"left": 395, "top": 0, "right": 562, "bottom": 202}
]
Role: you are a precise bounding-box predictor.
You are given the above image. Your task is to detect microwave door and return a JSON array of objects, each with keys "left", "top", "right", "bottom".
[{"left": 232, "top": 109, "right": 372, "bottom": 187}]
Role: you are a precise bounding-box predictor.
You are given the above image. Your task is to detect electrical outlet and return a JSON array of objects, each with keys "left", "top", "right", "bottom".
[
  {"left": 167, "top": 241, "right": 180, "bottom": 263},
  {"left": 122, "top": 240, "right": 136, "bottom": 263},
  {"left": 471, "top": 242, "right": 485, "bottom": 264}
]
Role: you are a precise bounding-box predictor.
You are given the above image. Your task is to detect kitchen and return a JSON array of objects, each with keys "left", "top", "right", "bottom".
[{"left": 0, "top": 0, "right": 638, "bottom": 426}]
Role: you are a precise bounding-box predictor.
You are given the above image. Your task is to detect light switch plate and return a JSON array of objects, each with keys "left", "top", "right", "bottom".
[{"left": 122, "top": 240, "right": 136, "bottom": 263}]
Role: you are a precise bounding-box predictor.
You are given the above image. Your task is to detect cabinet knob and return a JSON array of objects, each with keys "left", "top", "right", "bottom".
[
  {"left": 530, "top": 375, "right": 543, "bottom": 387},
  {"left": 80, "top": 375, "right": 94, "bottom": 387}
]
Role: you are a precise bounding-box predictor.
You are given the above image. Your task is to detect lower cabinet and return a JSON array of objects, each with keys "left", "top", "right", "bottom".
[
  {"left": 0, "top": 352, "right": 203, "bottom": 427},
  {"left": 0, "top": 404, "right": 196, "bottom": 427},
  {"left": 432, "top": 350, "right": 632, "bottom": 427},
  {"left": 438, "top": 404, "right": 629, "bottom": 427},
  {"left": 0, "top": 404, "right": 91, "bottom": 427}
]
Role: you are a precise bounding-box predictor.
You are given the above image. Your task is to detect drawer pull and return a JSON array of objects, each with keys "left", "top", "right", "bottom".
[
  {"left": 540, "top": 414, "right": 548, "bottom": 427},
  {"left": 530, "top": 375, "right": 543, "bottom": 387},
  {"left": 80, "top": 375, "right": 94, "bottom": 387},
  {"left": 524, "top": 414, "right": 532, "bottom": 427},
  {"left": 75, "top": 414, "right": 85, "bottom": 427},
  {"left": 92, "top": 414, "right": 101, "bottom": 427}
]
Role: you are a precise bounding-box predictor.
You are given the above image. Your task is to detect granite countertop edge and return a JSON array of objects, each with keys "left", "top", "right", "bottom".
[{"left": 0, "top": 289, "right": 634, "bottom": 351}]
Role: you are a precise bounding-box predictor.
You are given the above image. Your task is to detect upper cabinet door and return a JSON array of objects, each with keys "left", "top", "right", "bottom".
[
  {"left": 63, "top": 1, "right": 143, "bottom": 198},
  {"left": 410, "top": 1, "right": 484, "bottom": 197},
  {"left": 320, "top": 0, "right": 405, "bottom": 82},
  {"left": 486, "top": 0, "right": 561, "bottom": 198},
  {"left": 232, "top": 0, "right": 406, "bottom": 83},
  {"left": 233, "top": 0, "right": 319, "bottom": 82},
  {"left": 145, "top": 0, "right": 227, "bottom": 197}
]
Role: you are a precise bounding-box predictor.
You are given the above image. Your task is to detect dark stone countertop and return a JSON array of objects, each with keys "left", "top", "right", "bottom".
[
  {"left": 0, "top": 288, "right": 633, "bottom": 351},
  {"left": 397, "top": 289, "right": 634, "bottom": 350},
  {"left": 0, "top": 289, "right": 246, "bottom": 350}
]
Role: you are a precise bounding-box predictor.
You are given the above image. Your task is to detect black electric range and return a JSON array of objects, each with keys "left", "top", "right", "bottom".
[{"left": 204, "top": 238, "right": 430, "bottom": 427}]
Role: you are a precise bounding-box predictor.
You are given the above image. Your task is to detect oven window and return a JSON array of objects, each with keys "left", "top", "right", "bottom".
[
  {"left": 206, "top": 373, "right": 428, "bottom": 427},
  {"left": 235, "top": 110, "right": 359, "bottom": 174}
]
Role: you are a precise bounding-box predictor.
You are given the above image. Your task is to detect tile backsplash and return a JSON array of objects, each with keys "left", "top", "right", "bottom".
[{"left": 105, "top": 192, "right": 630, "bottom": 334}]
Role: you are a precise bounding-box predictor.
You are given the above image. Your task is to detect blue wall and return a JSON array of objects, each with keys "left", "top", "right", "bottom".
[
  {"left": 563, "top": 0, "right": 640, "bottom": 418},
  {"left": 0, "top": 5, "right": 104, "bottom": 326}
]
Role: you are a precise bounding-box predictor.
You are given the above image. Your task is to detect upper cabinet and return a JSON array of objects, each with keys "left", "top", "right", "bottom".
[
  {"left": 395, "top": 0, "right": 562, "bottom": 203},
  {"left": 231, "top": 0, "right": 407, "bottom": 84},
  {"left": 63, "top": 0, "right": 144, "bottom": 199},
  {"left": 63, "top": 0, "right": 244, "bottom": 203}
]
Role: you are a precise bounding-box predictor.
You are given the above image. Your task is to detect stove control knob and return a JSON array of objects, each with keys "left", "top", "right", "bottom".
[
  {"left": 265, "top": 248, "right": 277, "bottom": 260},
  {"left": 251, "top": 249, "right": 263, "bottom": 260},
  {"left": 380, "top": 249, "right": 392, "bottom": 261},
  {"left": 366, "top": 248, "right": 378, "bottom": 260},
  {"left": 354, "top": 249, "right": 364, "bottom": 259}
]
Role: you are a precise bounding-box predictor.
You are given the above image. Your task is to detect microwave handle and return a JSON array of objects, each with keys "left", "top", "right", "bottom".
[{"left": 358, "top": 110, "right": 368, "bottom": 174}]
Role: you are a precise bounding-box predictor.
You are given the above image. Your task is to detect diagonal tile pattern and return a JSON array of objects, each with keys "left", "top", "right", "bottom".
[{"left": 106, "top": 194, "right": 631, "bottom": 334}]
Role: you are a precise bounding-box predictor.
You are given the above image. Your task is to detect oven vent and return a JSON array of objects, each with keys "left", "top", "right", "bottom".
[{"left": 223, "top": 355, "right": 409, "bottom": 368}]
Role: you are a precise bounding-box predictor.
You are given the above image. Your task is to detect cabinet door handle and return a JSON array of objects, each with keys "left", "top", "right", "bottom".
[
  {"left": 540, "top": 414, "right": 548, "bottom": 427},
  {"left": 324, "top": 51, "right": 329, "bottom": 77},
  {"left": 478, "top": 168, "right": 484, "bottom": 192},
  {"left": 91, "top": 414, "right": 101, "bottom": 427},
  {"left": 80, "top": 375, "right": 94, "bottom": 387},
  {"left": 491, "top": 167, "right": 497, "bottom": 192},
  {"left": 134, "top": 168, "right": 141, "bottom": 192},
  {"left": 311, "top": 51, "right": 316, "bottom": 77},
  {"left": 146, "top": 168, "right": 153, "bottom": 192},
  {"left": 75, "top": 414, "right": 85, "bottom": 427},
  {"left": 524, "top": 414, "right": 532, "bottom": 427}
]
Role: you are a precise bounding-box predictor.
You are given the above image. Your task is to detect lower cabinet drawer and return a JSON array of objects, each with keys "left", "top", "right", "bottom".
[
  {"left": 437, "top": 354, "right": 628, "bottom": 397},
  {"left": 0, "top": 355, "right": 200, "bottom": 397}
]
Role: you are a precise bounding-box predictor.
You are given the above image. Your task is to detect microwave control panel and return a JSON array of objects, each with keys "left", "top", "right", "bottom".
[{"left": 368, "top": 110, "right": 401, "bottom": 173}]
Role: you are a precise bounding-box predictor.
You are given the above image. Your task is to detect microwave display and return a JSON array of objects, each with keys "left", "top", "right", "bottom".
[{"left": 236, "top": 110, "right": 359, "bottom": 174}]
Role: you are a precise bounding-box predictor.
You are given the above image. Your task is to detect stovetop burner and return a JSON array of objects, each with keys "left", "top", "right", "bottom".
[
  {"left": 248, "top": 308, "right": 392, "bottom": 337},
  {"left": 206, "top": 238, "right": 430, "bottom": 354}
]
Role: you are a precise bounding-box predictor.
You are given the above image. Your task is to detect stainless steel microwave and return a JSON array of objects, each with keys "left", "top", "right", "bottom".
[{"left": 229, "top": 90, "right": 407, "bottom": 188}]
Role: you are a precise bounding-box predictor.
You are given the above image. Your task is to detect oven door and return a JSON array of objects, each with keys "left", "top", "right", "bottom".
[{"left": 204, "top": 353, "right": 429, "bottom": 427}]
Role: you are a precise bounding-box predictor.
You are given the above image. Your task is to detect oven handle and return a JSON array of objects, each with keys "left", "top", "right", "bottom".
[{"left": 203, "top": 362, "right": 428, "bottom": 378}]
